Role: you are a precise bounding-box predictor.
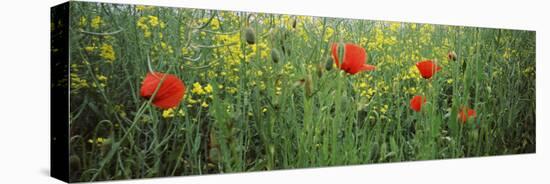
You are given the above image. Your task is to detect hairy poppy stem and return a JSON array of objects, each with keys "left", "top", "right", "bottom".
[{"left": 147, "top": 54, "right": 156, "bottom": 74}]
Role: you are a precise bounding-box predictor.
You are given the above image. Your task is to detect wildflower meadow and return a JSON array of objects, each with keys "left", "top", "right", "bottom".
[{"left": 63, "top": 2, "right": 536, "bottom": 182}]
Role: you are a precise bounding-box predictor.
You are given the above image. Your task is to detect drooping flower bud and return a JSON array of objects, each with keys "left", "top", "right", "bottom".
[
  {"left": 271, "top": 48, "right": 281, "bottom": 63},
  {"left": 244, "top": 27, "right": 256, "bottom": 45}
]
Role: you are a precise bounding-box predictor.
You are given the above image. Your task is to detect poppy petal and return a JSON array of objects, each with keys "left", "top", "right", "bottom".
[
  {"left": 358, "top": 64, "right": 376, "bottom": 72},
  {"left": 410, "top": 95, "right": 426, "bottom": 112},
  {"left": 331, "top": 43, "right": 374, "bottom": 75},
  {"left": 458, "top": 107, "right": 477, "bottom": 124},
  {"left": 140, "top": 72, "right": 186, "bottom": 109},
  {"left": 416, "top": 60, "right": 441, "bottom": 79}
]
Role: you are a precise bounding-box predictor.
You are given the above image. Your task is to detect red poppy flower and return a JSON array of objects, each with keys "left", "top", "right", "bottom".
[
  {"left": 416, "top": 60, "right": 442, "bottom": 79},
  {"left": 140, "top": 72, "right": 186, "bottom": 109},
  {"left": 410, "top": 95, "right": 426, "bottom": 112},
  {"left": 331, "top": 43, "right": 376, "bottom": 75},
  {"left": 458, "top": 107, "right": 476, "bottom": 124}
]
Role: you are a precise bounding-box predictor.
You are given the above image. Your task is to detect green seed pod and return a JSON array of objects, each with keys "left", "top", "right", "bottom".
[
  {"left": 271, "top": 48, "right": 281, "bottom": 63},
  {"left": 208, "top": 147, "right": 221, "bottom": 164},
  {"left": 244, "top": 27, "right": 256, "bottom": 45},
  {"left": 208, "top": 131, "right": 221, "bottom": 163},
  {"left": 305, "top": 75, "right": 313, "bottom": 97},
  {"left": 316, "top": 63, "right": 324, "bottom": 78},
  {"left": 269, "top": 144, "right": 275, "bottom": 155},
  {"left": 325, "top": 57, "right": 334, "bottom": 71},
  {"left": 69, "top": 155, "right": 81, "bottom": 171}
]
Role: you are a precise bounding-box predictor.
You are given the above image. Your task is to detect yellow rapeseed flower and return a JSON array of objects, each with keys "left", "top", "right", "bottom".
[
  {"left": 201, "top": 102, "right": 209, "bottom": 108},
  {"left": 187, "top": 97, "right": 198, "bottom": 104},
  {"left": 359, "top": 82, "right": 368, "bottom": 88},
  {"left": 97, "top": 75, "right": 108, "bottom": 81},
  {"left": 91, "top": 16, "right": 102, "bottom": 29},
  {"left": 79, "top": 16, "right": 87, "bottom": 27},
  {"left": 148, "top": 15, "right": 159, "bottom": 26},
  {"left": 380, "top": 105, "right": 389, "bottom": 114},
  {"left": 204, "top": 84, "right": 213, "bottom": 93},
  {"left": 367, "top": 88, "right": 376, "bottom": 96},
  {"left": 162, "top": 108, "right": 175, "bottom": 118},
  {"left": 192, "top": 82, "right": 206, "bottom": 95},
  {"left": 84, "top": 46, "right": 96, "bottom": 52},
  {"left": 99, "top": 43, "right": 116, "bottom": 62}
]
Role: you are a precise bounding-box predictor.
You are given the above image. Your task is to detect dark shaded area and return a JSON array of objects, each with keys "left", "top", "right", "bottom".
[{"left": 51, "top": 2, "right": 70, "bottom": 183}]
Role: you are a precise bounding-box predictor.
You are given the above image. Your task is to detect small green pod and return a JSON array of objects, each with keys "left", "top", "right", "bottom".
[
  {"left": 271, "top": 48, "right": 281, "bottom": 63},
  {"left": 244, "top": 27, "right": 256, "bottom": 45},
  {"left": 325, "top": 57, "right": 334, "bottom": 71}
]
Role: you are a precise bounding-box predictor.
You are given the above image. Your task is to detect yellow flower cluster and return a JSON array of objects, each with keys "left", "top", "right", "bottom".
[
  {"left": 211, "top": 31, "right": 244, "bottom": 95},
  {"left": 160, "top": 42, "right": 174, "bottom": 54},
  {"left": 114, "top": 104, "right": 127, "bottom": 118},
  {"left": 188, "top": 82, "right": 214, "bottom": 108},
  {"left": 91, "top": 74, "right": 108, "bottom": 89},
  {"left": 70, "top": 71, "right": 88, "bottom": 90},
  {"left": 87, "top": 137, "right": 107, "bottom": 146},
  {"left": 137, "top": 15, "right": 166, "bottom": 38},
  {"left": 91, "top": 16, "right": 102, "bottom": 29},
  {"left": 191, "top": 82, "right": 213, "bottom": 95},
  {"left": 389, "top": 22, "right": 401, "bottom": 32},
  {"left": 523, "top": 66, "right": 535, "bottom": 77},
  {"left": 323, "top": 27, "right": 335, "bottom": 42},
  {"left": 162, "top": 108, "right": 185, "bottom": 118},
  {"left": 84, "top": 45, "right": 96, "bottom": 52},
  {"left": 245, "top": 42, "right": 270, "bottom": 61},
  {"left": 79, "top": 16, "right": 87, "bottom": 27},
  {"left": 282, "top": 63, "right": 295, "bottom": 76},
  {"left": 136, "top": 5, "right": 154, "bottom": 11},
  {"left": 99, "top": 43, "right": 116, "bottom": 62},
  {"left": 366, "top": 24, "right": 398, "bottom": 52}
]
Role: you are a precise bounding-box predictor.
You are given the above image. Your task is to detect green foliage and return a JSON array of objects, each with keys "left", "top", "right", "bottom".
[{"left": 66, "top": 2, "right": 535, "bottom": 182}]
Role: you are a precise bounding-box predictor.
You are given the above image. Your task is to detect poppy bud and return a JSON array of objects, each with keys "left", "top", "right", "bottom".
[
  {"left": 269, "top": 144, "right": 276, "bottom": 155},
  {"left": 69, "top": 155, "right": 81, "bottom": 171},
  {"left": 448, "top": 51, "right": 457, "bottom": 61},
  {"left": 325, "top": 57, "right": 333, "bottom": 71},
  {"left": 305, "top": 75, "right": 313, "bottom": 97},
  {"left": 208, "top": 147, "right": 221, "bottom": 164},
  {"left": 316, "top": 63, "right": 324, "bottom": 77},
  {"left": 244, "top": 27, "right": 256, "bottom": 45},
  {"left": 271, "top": 48, "right": 281, "bottom": 63},
  {"left": 208, "top": 131, "right": 221, "bottom": 163}
]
